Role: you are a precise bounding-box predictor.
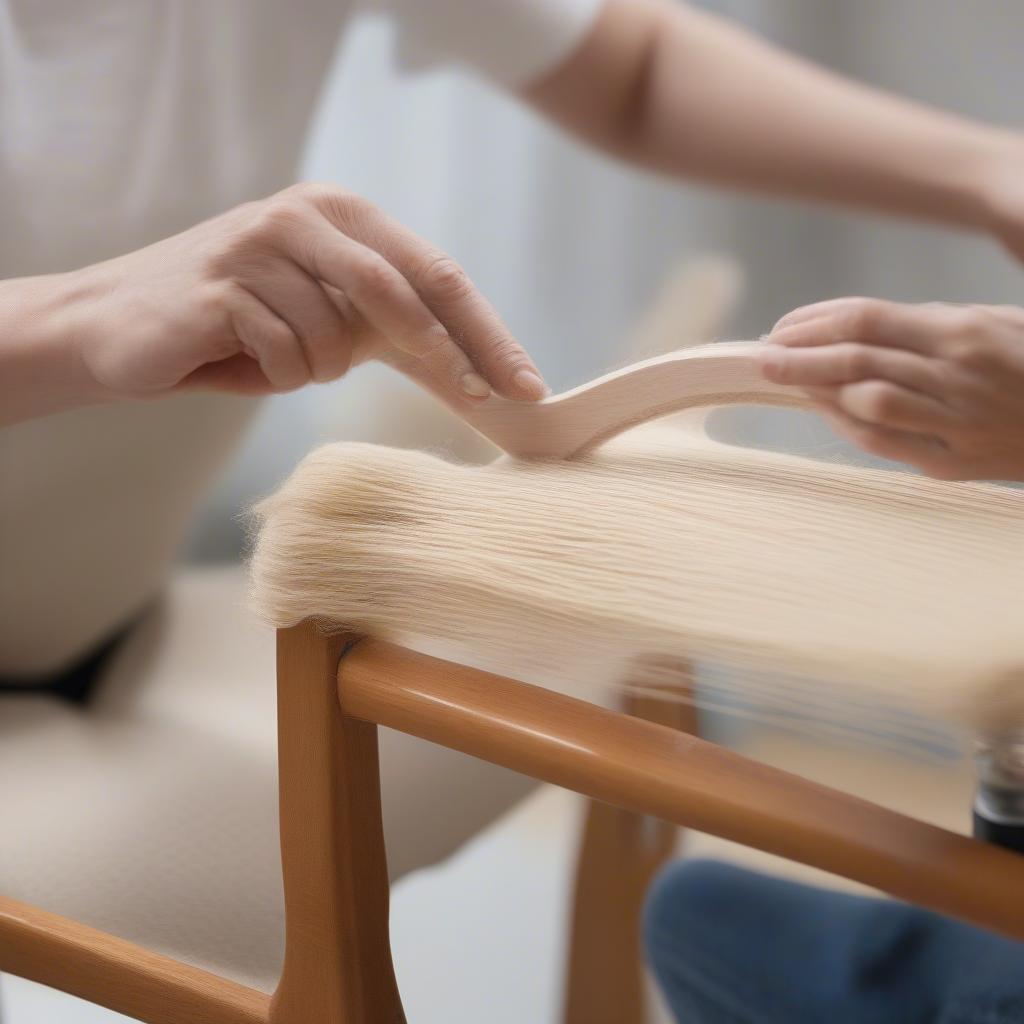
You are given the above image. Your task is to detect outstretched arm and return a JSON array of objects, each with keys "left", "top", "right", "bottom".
[{"left": 524, "top": 0, "right": 1024, "bottom": 257}]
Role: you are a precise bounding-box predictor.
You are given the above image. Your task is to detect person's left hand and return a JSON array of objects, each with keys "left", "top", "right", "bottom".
[{"left": 757, "top": 297, "right": 1024, "bottom": 481}]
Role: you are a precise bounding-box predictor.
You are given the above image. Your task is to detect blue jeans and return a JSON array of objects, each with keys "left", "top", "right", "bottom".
[{"left": 643, "top": 859, "right": 1024, "bottom": 1024}]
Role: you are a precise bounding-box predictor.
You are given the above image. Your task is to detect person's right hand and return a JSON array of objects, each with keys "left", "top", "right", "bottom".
[{"left": 60, "top": 183, "right": 547, "bottom": 406}]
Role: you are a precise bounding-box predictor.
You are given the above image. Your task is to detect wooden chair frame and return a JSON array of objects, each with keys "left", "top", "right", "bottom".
[{"left": 2, "top": 619, "right": 1024, "bottom": 1024}]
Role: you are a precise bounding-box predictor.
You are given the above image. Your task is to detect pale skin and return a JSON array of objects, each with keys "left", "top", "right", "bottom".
[
  {"left": 4, "top": 0, "right": 1024, "bottom": 428},
  {"left": 760, "top": 299, "right": 1024, "bottom": 483}
]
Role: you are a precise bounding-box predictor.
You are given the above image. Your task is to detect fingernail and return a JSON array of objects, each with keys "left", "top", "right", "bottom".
[
  {"left": 460, "top": 372, "right": 491, "bottom": 398},
  {"left": 513, "top": 369, "right": 548, "bottom": 400}
]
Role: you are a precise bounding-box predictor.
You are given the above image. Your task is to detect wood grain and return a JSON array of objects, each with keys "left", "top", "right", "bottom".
[
  {"left": 271, "top": 622, "right": 405, "bottom": 1024},
  {"left": 0, "top": 893, "right": 269, "bottom": 1024},
  {"left": 337, "top": 638, "right": 1024, "bottom": 943},
  {"left": 458, "top": 341, "right": 806, "bottom": 458}
]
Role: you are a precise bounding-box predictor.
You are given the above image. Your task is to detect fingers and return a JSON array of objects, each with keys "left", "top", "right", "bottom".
[
  {"left": 806, "top": 381, "right": 959, "bottom": 434},
  {"left": 757, "top": 334, "right": 962, "bottom": 439},
  {"left": 313, "top": 192, "right": 547, "bottom": 402},
  {"left": 978, "top": 303, "right": 1024, "bottom": 329},
  {"left": 762, "top": 297, "right": 970, "bottom": 442},
  {"left": 236, "top": 261, "right": 353, "bottom": 384},
  {"left": 815, "top": 404, "right": 952, "bottom": 473},
  {"left": 285, "top": 215, "right": 495, "bottom": 403},
  {"left": 407, "top": 251, "right": 547, "bottom": 401},
  {"left": 772, "top": 296, "right": 873, "bottom": 333},
  {"left": 228, "top": 288, "right": 310, "bottom": 391},
  {"left": 769, "top": 298, "right": 948, "bottom": 356},
  {"left": 757, "top": 341, "right": 942, "bottom": 394},
  {"left": 241, "top": 185, "right": 546, "bottom": 402},
  {"left": 182, "top": 353, "right": 281, "bottom": 395},
  {"left": 764, "top": 296, "right": 1024, "bottom": 480}
]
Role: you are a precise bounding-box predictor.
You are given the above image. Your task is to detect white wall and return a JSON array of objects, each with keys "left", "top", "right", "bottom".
[{"left": 186, "top": 0, "right": 1024, "bottom": 560}]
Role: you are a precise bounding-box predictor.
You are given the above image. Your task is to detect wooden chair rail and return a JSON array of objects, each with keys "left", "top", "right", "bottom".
[
  {"left": 0, "top": 893, "right": 270, "bottom": 1024},
  {"left": 4, "top": 627, "right": 1022, "bottom": 1024},
  {"left": 337, "top": 637, "right": 1024, "bottom": 944}
]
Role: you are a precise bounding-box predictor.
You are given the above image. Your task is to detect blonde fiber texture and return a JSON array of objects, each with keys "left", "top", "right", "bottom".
[{"left": 250, "top": 425, "right": 1024, "bottom": 742}]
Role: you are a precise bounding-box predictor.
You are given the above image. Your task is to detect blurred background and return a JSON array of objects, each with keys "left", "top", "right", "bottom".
[{"left": 186, "top": 0, "right": 1024, "bottom": 561}]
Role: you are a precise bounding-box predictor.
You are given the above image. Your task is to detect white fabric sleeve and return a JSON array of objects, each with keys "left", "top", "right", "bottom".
[{"left": 367, "top": 0, "right": 605, "bottom": 88}]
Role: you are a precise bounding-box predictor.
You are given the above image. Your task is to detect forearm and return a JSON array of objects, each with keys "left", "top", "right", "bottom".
[
  {"left": 0, "top": 274, "right": 100, "bottom": 426},
  {"left": 528, "top": 0, "right": 1016, "bottom": 233}
]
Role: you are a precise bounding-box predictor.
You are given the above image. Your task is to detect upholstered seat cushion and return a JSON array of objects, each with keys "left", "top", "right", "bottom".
[{"left": 0, "top": 566, "right": 534, "bottom": 992}]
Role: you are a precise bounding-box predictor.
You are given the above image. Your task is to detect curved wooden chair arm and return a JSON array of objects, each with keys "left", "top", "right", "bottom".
[{"left": 337, "top": 637, "right": 1024, "bottom": 943}]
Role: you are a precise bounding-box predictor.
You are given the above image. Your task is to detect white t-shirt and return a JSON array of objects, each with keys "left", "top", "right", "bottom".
[{"left": 0, "top": 0, "right": 601, "bottom": 675}]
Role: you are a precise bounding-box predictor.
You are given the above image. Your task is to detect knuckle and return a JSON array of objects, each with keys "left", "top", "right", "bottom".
[
  {"left": 310, "top": 347, "right": 352, "bottom": 384},
  {"left": 350, "top": 253, "right": 398, "bottom": 299},
  {"left": 949, "top": 343, "right": 982, "bottom": 369},
  {"left": 764, "top": 352, "right": 793, "bottom": 383},
  {"left": 948, "top": 305, "right": 987, "bottom": 333},
  {"left": 772, "top": 304, "right": 815, "bottom": 332},
  {"left": 266, "top": 319, "right": 298, "bottom": 348},
  {"left": 478, "top": 333, "right": 523, "bottom": 372},
  {"left": 841, "top": 344, "right": 873, "bottom": 379},
  {"left": 992, "top": 304, "right": 1024, "bottom": 326},
  {"left": 945, "top": 305, "right": 992, "bottom": 343},
  {"left": 857, "top": 381, "right": 900, "bottom": 421},
  {"left": 934, "top": 357, "right": 968, "bottom": 391},
  {"left": 244, "top": 196, "right": 308, "bottom": 241},
  {"left": 846, "top": 299, "right": 887, "bottom": 337},
  {"left": 241, "top": 315, "right": 294, "bottom": 353},
  {"left": 281, "top": 181, "right": 326, "bottom": 204},
  {"left": 948, "top": 333, "right": 993, "bottom": 369},
  {"left": 416, "top": 322, "right": 453, "bottom": 357},
  {"left": 419, "top": 255, "right": 471, "bottom": 301},
  {"left": 196, "top": 280, "right": 236, "bottom": 318},
  {"left": 288, "top": 182, "right": 375, "bottom": 227},
  {"left": 332, "top": 190, "right": 375, "bottom": 222}
]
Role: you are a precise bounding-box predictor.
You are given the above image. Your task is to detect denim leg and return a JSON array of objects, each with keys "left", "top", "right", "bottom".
[{"left": 643, "top": 859, "right": 1024, "bottom": 1024}]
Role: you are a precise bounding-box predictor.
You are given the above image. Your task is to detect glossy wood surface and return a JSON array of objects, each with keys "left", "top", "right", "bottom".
[
  {"left": 0, "top": 893, "right": 270, "bottom": 1024},
  {"left": 271, "top": 622, "right": 405, "bottom": 1024},
  {"left": 458, "top": 341, "right": 807, "bottom": 458},
  {"left": 564, "top": 673, "right": 698, "bottom": 1024},
  {"left": 338, "top": 638, "right": 1024, "bottom": 943}
]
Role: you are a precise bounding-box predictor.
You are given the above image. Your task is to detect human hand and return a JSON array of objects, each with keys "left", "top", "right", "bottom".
[
  {"left": 983, "top": 140, "right": 1024, "bottom": 266},
  {"left": 757, "top": 297, "right": 1024, "bottom": 481},
  {"left": 64, "top": 183, "right": 546, "bottom": 405}
]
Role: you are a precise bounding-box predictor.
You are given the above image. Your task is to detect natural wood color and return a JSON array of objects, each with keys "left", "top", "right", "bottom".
[
  {"left": 0, "top": 893, "right": 269, "bottom": 1024},
  {"left": 271, "top": 622, "right": 405, "bottom": 1024},
  {"left": 459, "top": 341, "right": 806, "bottom": 458},
  {"left": 564, "top": 664, "right": 698, "bottom": 1024},
  {"left": 338, "top": 638, "right": 1024, "bottom": 943},
  {"left": 3, "top": 622, "right": 1019, "bottom": 1024}
]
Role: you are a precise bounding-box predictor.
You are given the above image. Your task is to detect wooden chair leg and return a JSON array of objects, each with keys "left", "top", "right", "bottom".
[
  {"left": 271, "top": 623, "right": 406, "bottom": 1024},
  {"left": 563, "top": 661, "right": 698, "bottom": 1024}
]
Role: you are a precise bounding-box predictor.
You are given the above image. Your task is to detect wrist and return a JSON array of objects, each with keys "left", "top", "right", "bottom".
[
  {"left": 974, "top": 133, "right": 1024, "bottom": 260},
  {"left": 0, "top": 271, "right": 109, "bottom": 426}
]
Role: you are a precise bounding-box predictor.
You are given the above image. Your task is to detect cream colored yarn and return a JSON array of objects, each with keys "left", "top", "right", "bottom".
[{"left": 250, "top": 425, "right": 1024, "bottom": 741}]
